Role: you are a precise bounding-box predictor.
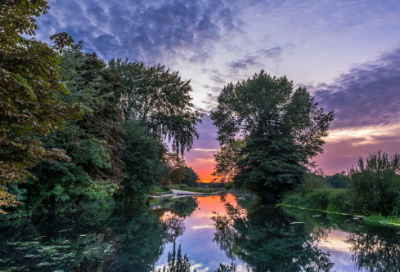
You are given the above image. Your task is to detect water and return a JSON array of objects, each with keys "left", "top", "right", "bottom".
[{"left": 1, "top": 193, "right": 399, "bottom": 271}]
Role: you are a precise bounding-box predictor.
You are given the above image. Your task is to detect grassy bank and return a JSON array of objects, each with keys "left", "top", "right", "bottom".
[{"left": 280, "top": 188, "right": 400, "bottom": 227}]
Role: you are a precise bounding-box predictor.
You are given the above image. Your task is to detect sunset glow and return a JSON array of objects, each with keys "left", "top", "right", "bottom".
[{"left": 33, "top": 0, "right": 400, "bottom": 180}]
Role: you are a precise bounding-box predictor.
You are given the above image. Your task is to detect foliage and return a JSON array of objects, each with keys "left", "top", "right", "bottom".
[
  {"left": 180, "top": 167, "right": 199, "bottom": 187},
  {"left": 210, "top": 70, "right": 334, "bottom": 161},
  {"left": 212, "top": 138, "right": 247, "bottom": 182},
  {"left": 225, "top": 182, "right": 234, "bottom": 190},
  {"left": 282, "top": 189, "right": 352, "bottom": 213},
  {"left": 162, "top": 153, "right": 187, "bottom": 186},
  {"left": 108, "top": 58, "right": 203, "bottom": 156},
  {"left": 211, "top": 70, "right": 332, "bottom": 202},
  {"left": 234, "top": 126, "right": 307, "bottom": 203},
  {"left": 76, "top": 53, "right": 126, "bottom": 185},
  {"left": 348, "top": 151, "right": 400, "bottom": 215},
  {"left": 178, "top": 184, "right": 189, "bottom": 190},
  {"left": 121, "top": 120, "right": 169, "bottom": 195},
  {"left": 0, "top": 1, "right": 85, "bottom": 213},
  {"left": 324, "top": 172, "right": 350, "bottom": 189},
  {"left": 299, "top": 173, "right": 331, "bottom": 196},
  {"left": 11, "top": 123, "right": 117, "bottom": 212}
]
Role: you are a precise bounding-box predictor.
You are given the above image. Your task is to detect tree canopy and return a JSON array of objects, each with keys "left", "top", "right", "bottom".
[
  {"left": 0, "top": 0, "right": 83, "bottom": 213},
  {"left": 108, "top": 59, "right": 203, "bottom": 156},
  {"left": 211, "top": 71, "right": 334, "bottom": 201},
  {"left": 211, "top": 70, "right": 334, "bottom": 161}
]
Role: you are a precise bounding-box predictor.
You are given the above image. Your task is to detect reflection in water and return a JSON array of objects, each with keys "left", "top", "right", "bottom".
[
  {"left": 154, "top": 243, "right": 194, "bottom": 272},
  {"left": 212, "top": 204, "right": 334, "bottom": 272},
  {"left": 282, "top": 207, "right": 400, "bottom": 272},
  {"left": 348, "top": 229, "right": 400, "bottom": 272},
  {"left": 0, "top": 194, "right": 399, "bottom": 271}
]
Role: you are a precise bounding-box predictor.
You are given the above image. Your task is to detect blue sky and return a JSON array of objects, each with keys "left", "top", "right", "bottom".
[{"left": 35, "top": 0, "right": 400, "bottom": 180}]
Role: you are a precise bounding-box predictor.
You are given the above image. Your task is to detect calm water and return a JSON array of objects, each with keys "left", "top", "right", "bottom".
[{"left": 1, "top": 193, "right": 399, "bottom": 271}]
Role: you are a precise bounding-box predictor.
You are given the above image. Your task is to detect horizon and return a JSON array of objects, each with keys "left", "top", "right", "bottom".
[{"left": 34, "top": 0, "right": 400, "bottom": 181}]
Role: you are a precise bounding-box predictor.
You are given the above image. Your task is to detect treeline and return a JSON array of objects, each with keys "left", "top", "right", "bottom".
[{"left": 0, "top": 1, "right": 201, "bottom": 215}]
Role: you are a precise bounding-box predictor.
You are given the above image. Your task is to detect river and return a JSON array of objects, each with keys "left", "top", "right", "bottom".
[{"left": 0, "top": 193, "right": 399, "bottom": 271}]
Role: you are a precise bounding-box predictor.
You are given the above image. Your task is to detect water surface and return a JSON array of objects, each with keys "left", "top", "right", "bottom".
[{"left": 0, "top": 193, "right": 399, "bottom": 271}]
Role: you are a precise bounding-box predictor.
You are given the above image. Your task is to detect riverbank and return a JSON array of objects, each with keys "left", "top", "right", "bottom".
[{"left": 279, "top": 189, "right": 400, "bottom": 227}]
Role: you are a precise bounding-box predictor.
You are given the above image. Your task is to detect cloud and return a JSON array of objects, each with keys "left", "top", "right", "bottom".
[
  {"left": 38, "top": 0, "right": 243, "bottom": 64},
  {"left": 313, "top": 47, "right": 400, "bottom": 130},
  {"left": 228, "top": 56, "right": 258, "bottom": 70}
]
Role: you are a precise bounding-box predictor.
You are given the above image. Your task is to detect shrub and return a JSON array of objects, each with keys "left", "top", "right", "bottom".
[
  {"left": 299, "top": 173, "right": 330, "bottom": 196},
  {"left": 326, "top": 189, "right": 351, "bottom": 213},
  {"left": 324, "top": 172, "right": 350, "bottom": 189},
  {"left": 281, "top": 189, "right": 351, "bottom": 213},
  {"left": 225, "top": 182, "right": 234, "bottom": 190},
  {"left": 179, "top": 184, "right": 189, "bottom": 190},
  {"left": 303, "top": 189, "right": 331, "bottom": 210},
  {"left": 348, "top": 151, "right": 400, "bottom": 215}
]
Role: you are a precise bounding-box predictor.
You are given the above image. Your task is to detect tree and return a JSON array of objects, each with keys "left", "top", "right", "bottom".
[
  {"left": 324, "top": 172, "right": 349, "bottom": 189},
  {"left": 211, "top": 70, "right": 334, "bottom": 161},
  {"left": 121, "top": 120, "right": 169, "bottom": 195},
  {"left": 108, "top": 59, "right": 203, "bottom": 156},
  {"left": 234, "top": 126, "right": 307, "bottom": 202},
  {"left": 76, "top": 54, "right": 126, "bottom": 185},
  {"left": 212, "top": 138, "right": 247, "bottom": 182},
  {"left": 180, "top": 167, "right": 199, "bottom": 187},
  {"left": 211, "top": 70, "right": 333, "bottom": 201},
  {"left": 162, "top": 154, "right": 187, "bottom": 186},
  {"left": 0, "top": 0, "right": 83, "bottom": 213}
]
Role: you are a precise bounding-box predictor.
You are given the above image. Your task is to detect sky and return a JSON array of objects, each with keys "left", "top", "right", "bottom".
[{"left": 35, "top": 0, "right": 400, "bottom": 181}]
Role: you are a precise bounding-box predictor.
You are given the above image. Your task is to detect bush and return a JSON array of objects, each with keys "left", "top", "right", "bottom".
[
  {"left": 298, "top": 173, "right": 330, "bottom": 196},
  {"left": 325, "top": 173, "right": 350, "bottom": 189},
  {"left": 179, "top": 184, "right": 189, "bottom": 190},
  {"left": 282, "top": 189, "right": 351, "bottom": 213},
  {"left": 348, "top": 151, "right": 400, "bottom": 215},
  {"left": 225, "top": 182, "right": 234, "bottom": 190}
]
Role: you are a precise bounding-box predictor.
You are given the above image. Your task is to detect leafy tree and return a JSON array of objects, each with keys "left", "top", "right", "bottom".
[
  {"left": 211, "top": 71, "right": 333, "bottom": 201},
  {"left": 108, "top": 59, "right": 203, "bottom": 156},
  {"left": 121, "top": 120, "right": 169, "bottom": 195},
  {"left": 234, "top": 126, "right": 307, "bottom": 202},
  {"left": 162, "top": 153, "right": 187, "bottom": 186},
  {"left": 180, "top": 167, "right": 199, "bottom": 187},
  {"left": 324, "top": 172, "right": 350, "bottom": 189},
  {"left": 0, "top": 1, "right": 83, "bottom": 213},
  {"left": 211, "top": 70, "right": 333, "bottom": 161},
  {"left": 212, "top": 138, "right": 247, "bottom": 182},
  {"left": 6, "top": 45, "right": 122, "bottom": 213},
  {"left": 77, "top": 54, "right": 126, "bottom": 185}
]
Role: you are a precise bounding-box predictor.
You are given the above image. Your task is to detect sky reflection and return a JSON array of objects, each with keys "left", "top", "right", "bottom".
[{"left": 154, "top": 194, "right": 400, "bottom": 272}]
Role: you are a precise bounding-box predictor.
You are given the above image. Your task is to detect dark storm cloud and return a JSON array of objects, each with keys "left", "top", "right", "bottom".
[
  {"left": 313, "top": 47, "right": 400, "bottom": 130},
  {"left": 39, "top": 0, "right": 242, "bottom": 63}
]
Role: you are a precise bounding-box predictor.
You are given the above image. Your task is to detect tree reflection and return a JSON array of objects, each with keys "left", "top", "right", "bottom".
[
  {"left": 347, "top": 227, "right": 400, "bottom": 272},
  {"left": 160, "top": 211, "right": 186, "bottom": 243},
  {"left": 212, "top": 204, "right": 334, "bottom": 272},
  {"left": 282, "top": 206, "right": 400, "bottom": 272}
]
